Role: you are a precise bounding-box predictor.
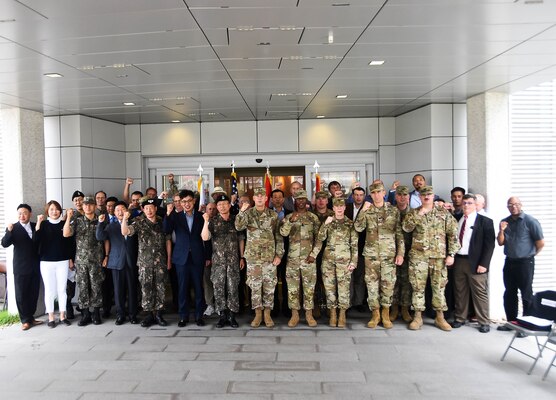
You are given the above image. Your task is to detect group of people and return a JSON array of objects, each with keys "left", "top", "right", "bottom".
[{"left": 1, "top": 173, "right": 544, "bottom": 335}]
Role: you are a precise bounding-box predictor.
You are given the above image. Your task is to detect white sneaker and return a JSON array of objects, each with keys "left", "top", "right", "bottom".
[{"left": 204, "top": 305, "right": 214, "bottom": 316}]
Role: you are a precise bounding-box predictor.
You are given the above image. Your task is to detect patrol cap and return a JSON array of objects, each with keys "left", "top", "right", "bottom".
[
  {"left": 294, "top": 189, "right": 308, "bottom": 200},
  {"left": 215, "top": 194, "right": 230, "bottom": 204},
  {"left": 141, "top": 198, "right": 157, "bottom": 207},
  {"left": 332, "top": 198, "right": 346, "bottom": 207},
  {"left": 253, "top": 187, "right": 266, "bottom": 196},
  {"left": 396, "top": 185, "right": 410, "bottom": 195},
  {"left": 419, "top": 185, "right": 434, "bottom": 195},
  {"left": 82, "top": 196, "right": 95, "bottom": 205},
  {"left": 369, "top": 183, "right": 384, "bottom": 193},
  {"left": 72, "top": 190, "right": 85, "bottom": 200},
  {"left": 315, "top": 191, "right": 329, "bottom": 199},
  {"left": 212, "top": 186, "right": 226, "bottom": 195}
]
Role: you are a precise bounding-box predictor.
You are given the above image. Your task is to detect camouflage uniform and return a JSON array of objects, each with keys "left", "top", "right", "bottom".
[
  {"left": 402, "top": 205, "right": 460, "bottom": 312},
  {"left": 393, "top": 205, "right": 413, "bottom": 308},
  {"left": 354, "top": 202, "right": 404, "bottom": 309},
  {"left": 68, "top": 214, "right": 105, "bottom": 308},
  {"left": 209, "top": 213, "right": 244, "bottom": 313},
  {"left": 311, "top": 207, "right": 335, "bottom": 312},
  {"left": 280, "top": 211, "right": 322, "bottom": 311},
  {"left": 127, "top": 216, "right": 170, "bottom": 312},
  {"left": 235, "top": 207, "right": 284, "bottom": 309},
  {"left": 316, "top": 216, "right": 358, "bottom": 309}
]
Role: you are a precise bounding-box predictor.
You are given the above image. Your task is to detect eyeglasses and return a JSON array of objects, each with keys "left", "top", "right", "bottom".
[
  {"left": 507, "top": 203, "right": 521, "bottom": 208},
  {"left": 181, "top": 199, "right": 194, "bottom": 203},
  {"left": 462, "top": 201, "right": 475, "bottom": 205}
]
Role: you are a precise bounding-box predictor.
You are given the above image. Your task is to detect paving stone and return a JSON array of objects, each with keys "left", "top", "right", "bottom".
[
  {"left": 134, "top": 380, "right": 229, "bottom": 394},
  {"left": 1, "top": 392, "right": 82, "bottom": 400},
  {"left": 207, "top": 336, "right": 278, "bottom": 345},
  {"left": 177, "top": 329, "right": 246, "bottom": 337},
  {"left": 230, "top": 381, "right": 322, "bottom": 394},
  {"left": 46, "top": 380, "right": 139, "bottom": 393},
  {"left": 236, "top": 361, "right": 318, "bottom": 371},
  {"left": 165, "top": 343, "right": 240, "bottom": 352},
  {"left": 81, "top": 394, "right": 173, "bottom": 400},
  {"left": 15, "top": 368, "right": 104, "bottom": 381},
  {"left": 277, "top": 352, "right": 359, "bottom": 362},
  {"left": 186, "top": 370, "right": 276, "bottom": 381},
  {"left": 197, "top": 352, "right": 277, "bottom": 361},
  {"left": 177, "top": 395, "right": 270, "bottom": 400},
  {"left": 98, "top": 369, "right": 187, "bottom": 381},
  {"left": 275, "top": 371, "right": 366, "bottom": 383},
  {"left": 150, "top": 360, "right": 236, "bottom": 372},
  {"left": 246, "top": 329, "right": 315, "bottom": 337},
  {"left": 280, "top": 336, "right": 354, "bottom": 345},
  {"left": 242, "top": 344, "right": 316, "bottom": 353},
  {"left": 69, "top": 360, "right": 154, "bottom": 370},
  {"left": 120, "top": 351, "right": 198, "bottom": 361}
]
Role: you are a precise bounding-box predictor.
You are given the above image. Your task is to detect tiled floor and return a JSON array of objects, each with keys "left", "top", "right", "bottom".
[{"left": 0, "top": 311, "right": 554, "bottom": 400}]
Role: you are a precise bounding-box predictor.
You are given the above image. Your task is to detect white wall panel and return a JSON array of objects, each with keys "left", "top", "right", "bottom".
[
  {"left": 45, "top": 178, "right": 62, "bottom": 203},
  {"left": 379, "top": 117, "right": 396, "bottom": 145},
  {"left": 92, "top": 118, "right": 125, "bottom": 151},
  {"left": 92, "top": 149, "right": 126, "bottom": 179},
  {"left": 299, "top": 118, "right": 378, "bottom": 151},
  {"left": 257, "top": 120, "right": 298, "bottom": 153},
  {"left": 453, "top": 136, "right": 467, "bottom": 170},
  {"left": 141, "top": 123, "right": 201, "bottom": 156},
  {"left": 201, "top": 121, "right": 257, "bottom": 154},
  {"left": 93, "top": 179, "right": 124, "bottom": 198},
  {"left": 453, "top": 104, "right": 467, "bottom": 137},
  {"left": 44, "top": 116, "right": 60, "bottom": 147},
  {"left": 431, "top": 137, "right": 453, "bottom": 170},
  {"left": 61, "top": 147, "right": 82, "bottom": 178},
  {"left": 126, "top": 152, "right": 142, "bottom": 179},
  {"left": 379, "top": 145, "right": 396, "bottom": 174},
  {"left": 60, "top": 115, "right": 81, "bottom": 146},
  {"left": 395, "top": 106, "right": 431, "bottom": 144},
  {"left": 431, "top": 104, "right": 453, "bottom": 137},
  {"left": 430, "top": 170, "right": 454, "bottom": 201},
  {"left": 44, "top": 147, "right": 61, "bottom": 179},
  {"left": 125, "top": 124, "right": 141, "bottom": 151},
  {"left": 453, "top": 169, "right": 468, "bottom": 191},
  {"left": 395, "top": 138, "right": 432, "bottom": 173}
]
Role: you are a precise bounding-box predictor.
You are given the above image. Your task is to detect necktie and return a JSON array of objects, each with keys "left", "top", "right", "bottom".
[{"left": 459, "top": 216, "right": 467, "bottom": 245}]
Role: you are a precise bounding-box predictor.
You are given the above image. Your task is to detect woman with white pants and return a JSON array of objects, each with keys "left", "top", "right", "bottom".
[{"left": 34, "top": 200, "right": 73, "bottom": 327}]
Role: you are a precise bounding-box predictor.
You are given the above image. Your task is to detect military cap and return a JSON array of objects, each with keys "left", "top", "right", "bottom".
[
  {"left": 141, "top": 198, "right": 157, "bottom": 207},
  {"left": 369, "top": 183, "right": 384, "bottom": 193},
  {"left": 212, "top": 186, "right": 226, "bottom": 195},
  {"left": 253, "top": 187, "right": 266, "bottom": 196},
  {"left": 419, "top": 185, "right": 434, "bottom": 195},
  {"left": 215, "top": 194, "right": 230, "bottom": 204},
  {"left": 72, "top": 190, "right": 85, "bottom": 200},
  {"left": 294, "top": 189, "right": 308, "bottom": 199},
  {"left": 83, "top": 196, "right": 95, "bottom": 205},
  {"left": 396, "top": 185, "right": 410, "bottom": 195},
  {"left": 332, "top": 198, "right": 346, "bottom": 207},
  {"left": 315, "top": 191, "right": 329, "bottom": 199}
]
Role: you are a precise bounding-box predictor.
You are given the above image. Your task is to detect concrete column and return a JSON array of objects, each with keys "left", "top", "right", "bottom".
[{"left": 0, "top": 107, "right": 46, "bottom": 315}]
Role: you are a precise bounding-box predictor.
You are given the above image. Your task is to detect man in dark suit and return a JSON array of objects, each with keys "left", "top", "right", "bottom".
[
  {"left": 164, "top": 189, "right": 207, "bottom": 327},
  {"left": 450, "top": 194, "right": 495, "bottom": 333},
  {"left": 1, "top": 204, "right": 42, "bottom": 331},
  {"left": 96, "top": 201, "right": 138, "bottom": 325},
  {"left": 345, "top": 186, "right": 367, "bottom": 312}
]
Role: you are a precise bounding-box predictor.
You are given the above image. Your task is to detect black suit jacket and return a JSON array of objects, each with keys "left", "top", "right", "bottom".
[
  {"left": 163, "top": 211, "right": 206, "bottom": 266},
  {"left": 96, "top": 219, "right": 138, "bottom": 270},
  {"left": 1, "top": 222, "right": 39, "bottom": 275},
  {"left": 463, "top": 214, "right": 496, "bottom": 273}
]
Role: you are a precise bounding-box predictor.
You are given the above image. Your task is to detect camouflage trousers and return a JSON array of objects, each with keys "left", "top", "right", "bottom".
[
  {"left": 211, "top": 262, "right": 240, "bottom": 313},
  {"left": 322, "top": 251, "right": 352, "bottom": 310},
  {"left": 75, "top": 262, "right": 104, "bottom": 308},
  {"left": 392, "top": 260, "right": 412, "bottom": 307},
  {"left": 246, "top": 260, "right": 277, "bottom": 309},
  {"left": 286, "top": 258, "right": 317, "bottom": 310},
  {"left": 408, "top": 257, "right": 447, "bottom": 312},
  {"left": 138, "top": 265, "right": 166, "bottom": 312},
  {"left": 364, "top": 257, "right": 397, "bottom": 309}
]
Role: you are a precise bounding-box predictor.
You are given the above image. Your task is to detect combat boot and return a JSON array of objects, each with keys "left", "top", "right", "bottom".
[
  {"left": 264, "top": 307, "right": 274, "bottom": 328},
  {"left": 434, "top": 310, "right": 452, "bottom": 331},
  {"left": 288, "top": 309, "right": 299, "bottom": 327},
  {"left": 251, "top": 307, "right": 263, "bottom": 328},
  {"left": 408, "top": 311, "right": 423, "bottom": 330},
  {"left": 401, "top": 306, "right": 412, "bottom": 322},
  {"left": 329, "top": 308, "right": 337, "bottom": 327},
  {"left": 92, "top": 307, "right": 102, "bottom": 325},
  {"left": 389, "top": 304, "right": 399, "bottom": 321},
  {"left": 155, "top": 311, "right": 167, "bottom": 326},
  {"left": 337, "top": 309, "right": 347, "bottom": 328},
  {"left": 382, "top": 307, "right": 393, "bottom": 329},
  {"left": 78, "top": 309, "right": 92, "bottom": 327},
  {"left": 367, "top": 309, "right": 381, "bottom": 328},
  {"left": 216, "top": 311, "right": 228, "bottom": 328},
  {"left": 305, "top": 309, "right": 317, "bottom": 327},
  {"left": 228, "top": 311, "right": 239, "bottom": 328}
]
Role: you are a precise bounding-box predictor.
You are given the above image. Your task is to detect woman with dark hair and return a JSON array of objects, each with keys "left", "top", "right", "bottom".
[{"left": 34, "top": 200, "right": 73, "bottom": 327}]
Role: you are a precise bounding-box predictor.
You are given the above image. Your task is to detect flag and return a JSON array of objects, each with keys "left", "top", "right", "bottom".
[
  {"left": 231, "top": 171, "right": 238, "bottom": 196},
  {"left": 315, "top": 173, "right": 321, "bottom": 194},
  {"left": 197, "top": 175, "right": 205, "bottom": 211},
  {"left": 264, "top": 171, "right": 272, "bottom": 207}
]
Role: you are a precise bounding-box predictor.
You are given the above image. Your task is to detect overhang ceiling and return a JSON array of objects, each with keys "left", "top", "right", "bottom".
[{"left": 1, "top": 0, "right": 556, "bottom": 124}]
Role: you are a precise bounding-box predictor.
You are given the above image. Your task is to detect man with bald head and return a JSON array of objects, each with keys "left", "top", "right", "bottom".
[{"left": 497, "top": 197, "right": 544, "bottom": 330}]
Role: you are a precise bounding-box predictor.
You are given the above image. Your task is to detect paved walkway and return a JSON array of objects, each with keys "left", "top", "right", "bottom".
[{"left": 0, "top": 312, "right": 554, "bottom": 400}]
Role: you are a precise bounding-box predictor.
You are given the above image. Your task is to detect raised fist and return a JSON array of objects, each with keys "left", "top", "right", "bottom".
[
  {"left": 66, "top": 209, "right": 74, "bottom": 219},
  {"left": 202, "top": 212, "right": 210, "bottom": 222},
  {"left": 325, "top": 216, "right": 333, "bottom": 225},
  {"left": 240, "top": 202, "right": 250, "bottom": 212},
  {"left": 123, "top": 211, "right": 131, "bottom": 221},
  {"left": 362, "top": 201, "right": 371, "bottom": 211},
  {"left": 126, "top": 177, "right": 134, "bottom": 185},
  {"left": 98, "top": 214, "right": 105, "bottom": 223},
  {"left": 166, "top": 202, "right": 174, "bottom": 215},
  {"left": 7, "top": 223, "right": 14, "bottom": 231},
  {"left": 37, "top": 214, "right": 45, "bottom": 223}
]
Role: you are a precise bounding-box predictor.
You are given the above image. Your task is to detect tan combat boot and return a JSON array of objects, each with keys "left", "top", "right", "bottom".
[
  {"left": 408, "top": 311, "right": 423, "bottom": 330},
  {"left": 305, "top": 310, "right": 317, "bottom": 327},
  {"left": 382, "top": 307, "right": 393, "bottom": 329},
  {"left": 389, "top": 304, "right": 399, "bottom": 321},
  {"left": 288, "top": 309, "right": 299, "bottom": 327},
  {"left": 367, "top": 309, "right": 381, "bottom": 328},
  {"left": 251, "top": 307, "right": 263, "bottom": 328},
  {"left": 434, "top": 311, "right": 452, "bottom": 331},
  {"left": 329, "top": 308, "right": 337, "bottom": 327},
  {"left": 264, "top": 307, "right": 274, "bottom": 328},
  {"left": 401, "top": 306, "right": 412, "bottom": 323},
  {"left": 337, "top": 309, "right": 347, "bottom": 328}
]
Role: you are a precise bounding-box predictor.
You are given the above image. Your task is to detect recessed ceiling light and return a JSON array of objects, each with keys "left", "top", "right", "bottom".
[
  {"left": 316, "top": 115, "right": 325, "bottom": 119},
  {"left": 171, "top": 120, "right": 180, "bottom": 123},
  {"left": 208, "top": 112, "right": 217, "bottom": 116},
  {"left": 44, "top": 73, "right": 63, "bottom": 78},
  {"left": 368, "top": 60, "right": 385, "bottom": 66},
  {"left": 336, "top": 94, "right": 348, "bottom": 99},
  {"left": 123, "top": 102, "right": 135, "bottom": 106}
]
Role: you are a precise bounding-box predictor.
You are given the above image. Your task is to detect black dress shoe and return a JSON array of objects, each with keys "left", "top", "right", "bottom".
[
  {"left": 478, "top": 324, "right": 490, "bottom": 333},
  {"left": 60, "top": 319, "right": 71, "bottom": 326},
  {"left": 178, "top": 319, "right": 188, "bottom": 327},
  {"left": 196, "top": 318, "right": 205, "bottom": 327},
  {"left": 47, "top": 320, "right": 56, "bottom": 328},
  {"left": 450, "top": 320, "right": 465, "bottom": 329},
  {"left": 78, "top": 310, "right": 92, "bottom": 327},
  {"left": 155, "top": 312, "right": 168, "bottom": 327},
  {"left": 129, "top": 316, "right": 138, "bottom": 324},
  {"left": 92, "top": 307, "right": 102, "bottom": 325},
  {"left": 115, "top": 316, "right": 125, "bottom": 326},
  {"left": 516, "top": 331, "right": 527, "bottom": 338},
  {"left": 141, "top": 314, "right": 155, "bottom": 327},
  {"left": 497, "top": 324, "right": 512, "bottom": 331}
]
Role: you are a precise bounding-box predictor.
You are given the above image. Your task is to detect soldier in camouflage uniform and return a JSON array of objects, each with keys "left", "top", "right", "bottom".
[
  {"left": 391, "top": 185, "right": 413, "bottom": 323},
  {"left": 201, "top": 194, "right": 245, "bottom": 328},
  {"left": 314, "top": 197, "right": 358, "bottom": 328},
  {"left": 402, "top": 186, "right": 460, "bottom": 331},
  {"left": 63, "top": 197, "right": 105, "bottom": 326},
  {"left": 121, "top": 198, "right": 171, "bottom": 328},
  {"left": 235, "top": 187, "right": 284, "bottom": 328},
  {"left": 280, "top": 190, "right": 322, "bottom": 327},
  {"left": 354, "top": 183, "right": 404, "bottom": 329}
]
